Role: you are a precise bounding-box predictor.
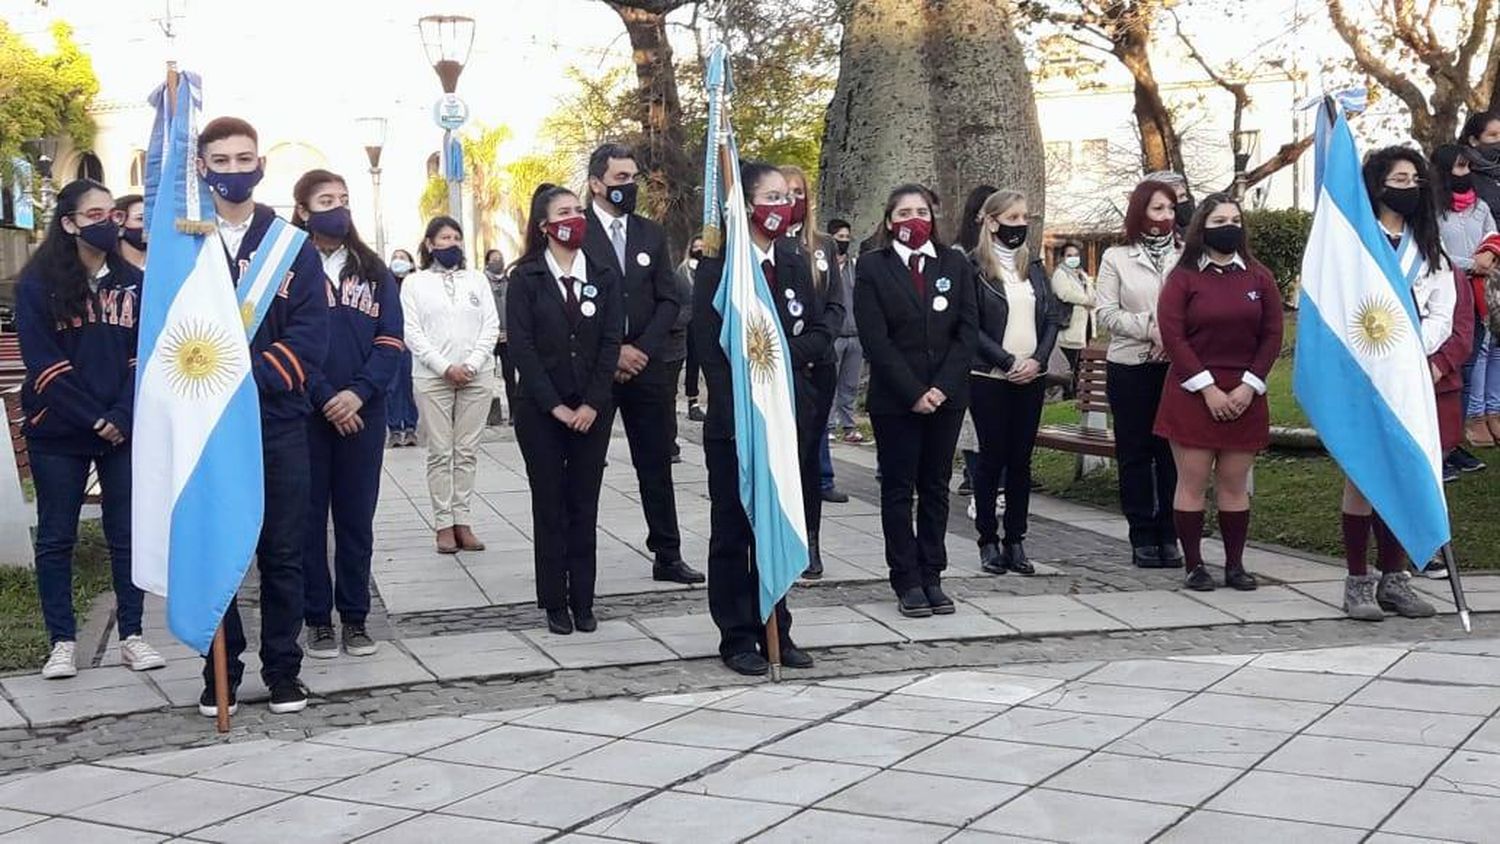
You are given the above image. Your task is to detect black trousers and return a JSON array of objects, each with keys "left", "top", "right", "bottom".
[
  {"left": 796, "top": 363, "right": 837, "bottom": 535},
  {"left": 1105, "top": 361, "right": 1177, "bottom": 547},
  {"left": 303, "top": 406, "right": 385, "bottom": 627},
  {"left": 1061, "top": 347, "right": 1081, "bottom": 399},
  {"left": 515, "top": 398, "right": 615, "bottom": 611},
  {"left": 970, "top": 376, "right": 1045, "bottom": 546},
  {"left": 684, "top": 332, "right": 701, "bottom": 401},
  {"left": 705, "top": 436, "right": 794, "bottom": 658},
  {"left": 206, "top": 420, "right": 309, "bottom": 689},
  {"left": 496, "top": 343, "right": 518, "bottom": 415},
  {"left": 614, "top": 359, "right": 683, "bottom": 561},
  {"left": 870, "top": 405, "right": 965, "bottom": 593}
]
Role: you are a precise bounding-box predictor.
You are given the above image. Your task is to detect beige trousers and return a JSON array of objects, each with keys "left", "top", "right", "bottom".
[{"left": 415, "top": 372, "right": 493, "bottom": 529}]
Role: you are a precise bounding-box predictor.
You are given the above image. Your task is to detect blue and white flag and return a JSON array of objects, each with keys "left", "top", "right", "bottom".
[
  {"left": 132, "top": 70, "right": 266, "bottom": 654},
  {"left": 703, "top": 45, "right": 809, "bottom": 620},
  {"left": 1293, "top": 97, "right": 1449, "bottom": 566}
]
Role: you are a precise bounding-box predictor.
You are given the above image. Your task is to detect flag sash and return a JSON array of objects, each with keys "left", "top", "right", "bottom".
[{"left": 235, "top": 218, "right": 305, "bottom": 340}]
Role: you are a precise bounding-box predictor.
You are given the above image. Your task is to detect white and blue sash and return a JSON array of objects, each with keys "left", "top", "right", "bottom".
[{"left": 237, "top": 218, "right": 306, "bottom": 339}]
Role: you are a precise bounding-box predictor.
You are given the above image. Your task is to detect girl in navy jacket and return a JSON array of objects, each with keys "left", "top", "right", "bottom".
[
  {"left": 290, "top": 169, "right": 403, "bottom": 660},
  {"left": 16, "top": 179, "right": 166, "bottom": 679},
  {"left": 507, "top": 184, "right": 622, "bottom": 635}
]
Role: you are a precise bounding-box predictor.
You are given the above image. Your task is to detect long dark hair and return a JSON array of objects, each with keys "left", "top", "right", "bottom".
[
  {"left": 418, "top": 215, "right": 464, "bottom": 269},
  {"left": 21, "top": 178, "right": 120, "bottom": 322},
  {"left": 1431, "top": 144, "right": 1468, "bottom": 212},
  {"left": 1178, "top": 193, "right": 1269, "bottom": 273},
  {"left": 290, "top": 169, "right": 385, "bottom": 286},
  {"left": 957, "top": 184, "right": 999, "bottom": 251},
  {"left": 872, "top": 183, "right": 944, "bottom": 251},
  {"left": 1362, "top": 145, "right": 1446, "bottom": 270},
  {"left": 739, "top": 160, "right": 781, "bottom": 209},
  {"left": 513, "top": 183, "right": 579, "bottom": 272}
]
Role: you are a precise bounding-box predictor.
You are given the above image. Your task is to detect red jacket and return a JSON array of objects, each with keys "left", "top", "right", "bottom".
[{"left": 1431, "top": 266, "right": 1473, "bottom": 397}]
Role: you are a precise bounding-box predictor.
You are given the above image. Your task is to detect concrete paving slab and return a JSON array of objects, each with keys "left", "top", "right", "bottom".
[
  {"left": 403, "top": 631, "right": 557, "bottom": 680},
  {"left": 299, "top": 646, "right": 434, "bottom": 695},
  {"left": 1073, "top": 590, "right": 1239, "bottom": 629},
  {"left": 3, "top": 666, "right": 169, "bottom": 726}
]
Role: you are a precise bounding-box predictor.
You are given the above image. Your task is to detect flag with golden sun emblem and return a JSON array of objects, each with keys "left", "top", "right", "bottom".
[
  {"left": 1293, "top": 95, "right": 1449, "bottom": 567},
  {"left": 132, "top": 70, "right": 266, "bottom": 654}
]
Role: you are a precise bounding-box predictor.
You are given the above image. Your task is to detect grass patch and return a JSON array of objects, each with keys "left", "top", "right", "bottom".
[
  {"left": 0, "top": 521, "right": 114, "bottom": 673},
  {"left": 1034, "top": 348, "right": 1500, "bottom": 570}
]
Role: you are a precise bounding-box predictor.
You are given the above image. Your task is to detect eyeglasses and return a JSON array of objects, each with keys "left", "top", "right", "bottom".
[
  {"left": 1384, "top": 176, "right": 1424, "bottom": 188},
  {"left": 71, "top": 209, "right": 126, "bottom": 224}
]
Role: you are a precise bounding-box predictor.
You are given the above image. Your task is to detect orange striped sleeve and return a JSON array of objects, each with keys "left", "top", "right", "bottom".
[
  {"left": 373, "top": 336, "right": 405, "bottom": 351},
  {"left": 270, "top": 342, "right": 305, "bottom": 387},
  {"left": 35, "top": 361, "right": 73, "bottom": 393},
  {"left": 261, "top": 350, "right": 294, "bottom": 391}
]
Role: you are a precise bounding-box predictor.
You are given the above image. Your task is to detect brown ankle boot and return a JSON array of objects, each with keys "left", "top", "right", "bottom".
[
  {"left": 435, "top": 527, "right": 459, "bottom": 554},
  {"left": 1467, "top": 417, "right": 1496, "bottom": 447},
  {"left": 1487, "top": 414, "right": 1500, "bottom": 445},
  {"left": 454, "top": 525, "right": 486, "bottom": 551}
]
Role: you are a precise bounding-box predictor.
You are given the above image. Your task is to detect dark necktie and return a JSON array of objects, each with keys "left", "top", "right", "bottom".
[
  {"left": 562, "top": 275, "right": 581, "bottom": 324},
  {"left": 907, "top": 253, "right": 926, "bottom": 300},
  {"left": 762, "top": 258, "right": 777, "bottom": 291}
]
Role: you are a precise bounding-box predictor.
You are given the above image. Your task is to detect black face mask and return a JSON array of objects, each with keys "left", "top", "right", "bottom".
[
  {"left": 1202, "top": 224, "right": 1243, "bottom": 256},
  {"left": 1381, "top": 186, "right": 1423, "bottom": 219},
  {"left": 835, "top": 239, "right": 850, "bottom": 256},
  {"left": 994, "top": 223, "right": 1028, "bottom": 249},
  {"left": 688, "top": 248, "right": 704, "bottom": 261},
  {"left": 121, "top": 227, "right": 147, "bottom": 251},
  {"left": 605, "top": 182, "right": 639, "bottom": 215},
  {"left": 1175, "top": 199, "right": 1195, "bottom": 230},
  {"left": 1450, "top": 173, "right": 1475, "bottom": 193}
]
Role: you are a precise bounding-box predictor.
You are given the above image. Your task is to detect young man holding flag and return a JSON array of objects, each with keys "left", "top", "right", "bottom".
[{"left": 195, "top": 117, "right": 328, "bottom": 714}]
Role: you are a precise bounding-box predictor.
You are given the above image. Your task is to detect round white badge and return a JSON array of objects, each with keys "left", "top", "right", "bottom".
[
  {"left": 792, "top": 319, "right": 805, "bottom": 336},
  {"left": 932, "top": 295, "right": 949, "bottom": 313},
  {"left": 783, "top": 288, "right": 796, "bottom": 300},
  {"left": 816, "top": 259, "right": 829, "bottom": 273},
  {"left": 788, "top": 300, "right": 804, "bottom": 317},
  {"left": 580, "top": 301, "right": 597, "bottom": 318},
  {"left": 636, "top": 252, "right": 651, "bottom": 267},
  {"left": 582, "top": 284, "right": 598, "bottom": 299},
  {"left": 935, "top": 277, "right": 952, "bottom": 293},
  {"left": 814, "top": 249, "right": 825, "bottom": 261},
  {"left": 469, "top": 292, "right": 481, "bottom": 307}
]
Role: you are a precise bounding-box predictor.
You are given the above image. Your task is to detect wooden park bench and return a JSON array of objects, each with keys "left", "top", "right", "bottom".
[{"left": 1035, "top": 344, "right": 1115, "bottom": 478}]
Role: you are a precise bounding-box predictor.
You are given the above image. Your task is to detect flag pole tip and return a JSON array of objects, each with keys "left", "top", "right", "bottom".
[
  {"left": 769, "top": 665, "right": 782, "bottom": 683},
  {"left": 1460, "top": 610, "right": 1472, "bottom": 635}
]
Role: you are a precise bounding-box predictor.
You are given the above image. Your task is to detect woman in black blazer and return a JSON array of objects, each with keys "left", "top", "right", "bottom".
[
  {"left": 968, "top": 189, "right": 1059, "bottom": 577},
  {"left": 854, "top": 183, "right": 979, "bottom": 618},
  {"left": 507, "top": 184, "right": 623, "bottom": 636}
]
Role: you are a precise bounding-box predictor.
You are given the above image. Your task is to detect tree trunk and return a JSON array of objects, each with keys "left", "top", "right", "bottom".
[
  {"left": 820, "top": 0, "right": 1045, "bottom": 244},
  {"left": 609, "top": 2, "right": 697, "bottom": 260},
  {"left": 1112, "top": 9, "right": 1183, "bottom": 174}
]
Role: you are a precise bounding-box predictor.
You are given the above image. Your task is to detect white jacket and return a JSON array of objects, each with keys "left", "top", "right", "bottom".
[
  {"left": 1050, "top": 265, "right": 1096, "bottom": 350},
  {"left": 1095, "top": 242, "right": 1180, "bottom": 365},
  {"left": 400, "top": 266, "right": 501, "bottom": 380}
]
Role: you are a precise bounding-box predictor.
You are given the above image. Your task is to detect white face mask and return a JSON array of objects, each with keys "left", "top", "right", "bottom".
[{"left": 1064, "top": 255, "right": 1082, "bottom": 269}]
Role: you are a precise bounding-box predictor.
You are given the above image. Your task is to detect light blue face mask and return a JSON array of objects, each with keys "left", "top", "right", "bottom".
[{"left": 1064, "top": 255, "right": 1082, "bottom": 269}]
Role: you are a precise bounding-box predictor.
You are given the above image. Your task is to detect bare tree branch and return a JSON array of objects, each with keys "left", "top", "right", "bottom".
[
  {"left": 1233, "top": 133, "right": 1315, "bottom": 193},
  {"left": 1170, "top": 9, "right": 1249, "bottom": 141},
  {"left": 1325, "top": 0, "right": 1432, "bottom": 132}
]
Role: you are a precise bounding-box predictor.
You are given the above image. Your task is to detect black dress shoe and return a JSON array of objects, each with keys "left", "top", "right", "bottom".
[
  {"left": 1224, "top": 567, "right": 1259, "bottom": 591},
  {"left": 687, "top": 403, "right": 706, "bottom": 422},
  {"left": 1132, "top": 545, "right": 1163, "bottom": 568},
  {"left": 924, "top": 584, "right": 956, "bottom": 614},
  {"left": 1159, "top": 543, "right": 1184, "bottom": 565},
  {"left": 1184, "top": 567, "right": 1215, "bottom": 592},
  {"left": 572, "top": 608, "right": 598, "bottom": 632},
  {"left": 724, "top": 651, "right": 769, "bottom": 676},
  {"left": 803, "top": 533, "right": 824, "bottom": 580},
  {"left": 545, "top": 608, "right": 574, "bottom": 635},
  {"left": 980, "top": 542, "right": 1006, "bottom": 575},
  {"left": 1002, "top": 542, "right": 1035, "bottom": 576},
  {"left": 898, "top": 587, "right": 933, "bottom": 618},
  {"left": 653, "top": 559, "right": 707, "bottom": 584},
  {"left": 820, "top": 486, "right": 850, "bottom": 503},
  {"left": 779, "top": 645, "right": 814, "bottom": 669}
]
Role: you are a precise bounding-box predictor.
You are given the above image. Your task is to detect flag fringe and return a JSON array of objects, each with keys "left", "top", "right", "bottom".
[{"left": 176, "top": 219, "right": 216, "bottom": 235}]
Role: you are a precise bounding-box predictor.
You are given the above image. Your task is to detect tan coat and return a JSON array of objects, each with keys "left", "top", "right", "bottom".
[
  {"left": 1095, "top": 242, "right": 1180, "bottom": 365},
  {"left": 1050, "top": 265, "right": 1096, "bottom": 350}
]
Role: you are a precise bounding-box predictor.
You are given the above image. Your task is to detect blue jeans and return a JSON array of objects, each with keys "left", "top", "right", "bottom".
[
  {"left": 1464, "top": 324, "right": 1500, "bottom": 417},
  {"left": 30, "top": 447, "right": 142, "bottom": 644},
  {"left": 387, "top": 351, "right": 418, "bottom": 433}
]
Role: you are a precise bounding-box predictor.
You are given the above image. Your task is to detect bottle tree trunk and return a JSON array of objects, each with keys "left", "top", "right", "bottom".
[
  {"left": 819, "top": 0, "right": 1045, "bottom": 244},
  {"left": 609, "top": 1, "right": 698, "bottom": 260}
]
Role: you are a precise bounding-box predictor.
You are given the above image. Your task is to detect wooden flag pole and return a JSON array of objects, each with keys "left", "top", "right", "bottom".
[
  {"left": 212, "top": 623, "right": 231, "bottom": 733},
  {"left": 764, "top": 612, "right": 783, "bottom": 683}
]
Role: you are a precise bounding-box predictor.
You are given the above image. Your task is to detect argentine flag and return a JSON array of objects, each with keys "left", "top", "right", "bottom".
[
  {"left": 132, "top": 70, "right": 265, "bottom": 653},
  {"left": 1293, "top": 98, "right": 1449, "bottom": 567},
  {"left": 703, "top": 45, "right": 809, "bottom": 619}
]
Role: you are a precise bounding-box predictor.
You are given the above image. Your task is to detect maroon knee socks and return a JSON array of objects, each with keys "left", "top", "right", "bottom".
[
  {"left": 1173, "top": 510, "right": 1206, "bottom": 571},
  {"left": 1218, "top": 510, "right": 1249, "bottom": 572},
  {"left": 1371, "top": 516, "right": 1406, "bottom": 574},
  {"left": 1342, "top": 513, "right": 1372, "bottom": 576}
]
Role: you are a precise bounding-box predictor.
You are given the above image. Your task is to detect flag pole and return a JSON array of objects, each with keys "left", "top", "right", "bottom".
[
  {"left": 1439, "top": 544, "right": 1472, "bottom": 633},
  {"left": 765, "top": 612, "right": 783, "bottom": 683},
  {"left": 212, "top": 624, "right": 231, "bottom": 732}
]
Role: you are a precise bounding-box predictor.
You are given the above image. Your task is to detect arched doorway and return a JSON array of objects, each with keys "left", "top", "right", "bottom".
[{"left": 261, "top": 142, "right": 328, "bottom": 218}]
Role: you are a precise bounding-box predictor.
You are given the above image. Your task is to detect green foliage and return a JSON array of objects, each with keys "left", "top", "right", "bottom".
[
  {"left": 1244, "top": 208, "right": 1312, "bottom": 300},
  {"left": 0, "top": 21, "right": 99, "bottom": 174},
  {"left": 0, "top": 522, "right": 112, "bottom": 672}
]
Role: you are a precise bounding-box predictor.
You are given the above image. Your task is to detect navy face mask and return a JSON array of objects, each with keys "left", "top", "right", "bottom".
[
  {"left": 121, "top": 227, "right": 147, "bottom": 251},
  {"left": 76, "top": 218, "right": 119, "bottom": 252},
  {"left": 203, "top": 166, "right": 264, "bottom": 203},
  {"left": 306, "top": 206, "right": 352, "bottom": 239},
  {"left": 431, "top": 245, "right": 464, "bottom": 268}
]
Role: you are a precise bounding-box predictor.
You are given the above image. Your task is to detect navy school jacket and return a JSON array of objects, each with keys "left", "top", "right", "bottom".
[
  {"left": 17, "top": 256, "right": 141, "bottom": 455},
  {"left": 305, "top": 253, "right": 404, "bottom": 413},
  {"left": 226, "top": 205, "right": 330, "bottom": 423},
  {"left": 506, "top": 251, "right": 624, "bottom": 413}
]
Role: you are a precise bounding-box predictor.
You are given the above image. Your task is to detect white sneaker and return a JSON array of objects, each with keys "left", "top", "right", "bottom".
[
  {"left": 41, "top": 641, "right": 77, "bottom": 679},
  {"left": 120, "top": 635, "right": 167, "bottom": 671}
]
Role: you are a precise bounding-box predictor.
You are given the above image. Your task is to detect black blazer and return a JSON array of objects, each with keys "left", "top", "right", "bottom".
[
  {"left": 582, "top": 208, "right": 680, "bottom": 366},
  {"left": 693, "top": 237, "right": 842, "bottom": 440},
  {"left": 853, "top": 244, "right": 979, "bottom": 415},
  {"left": 505, "top": 251, "right": 623, "bottom": 413},
  {"left": 971, "top": 257, "right": 1061, "bottom": 373}
]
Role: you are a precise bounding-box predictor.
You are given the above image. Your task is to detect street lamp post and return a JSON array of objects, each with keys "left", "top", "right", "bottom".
[
  {"left": 356, "top": 116, "right": 388, "bottom": 258},
  {"left": 418, "top": 15, "right": 475, "bottom": 227},
  {"left": 25, "top": 138, "right": 58, "bottom": 230}
]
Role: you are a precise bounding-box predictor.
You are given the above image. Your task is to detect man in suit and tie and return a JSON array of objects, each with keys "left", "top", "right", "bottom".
[{"left": 582, "top": 143, "right": 704, "bottom": 585}]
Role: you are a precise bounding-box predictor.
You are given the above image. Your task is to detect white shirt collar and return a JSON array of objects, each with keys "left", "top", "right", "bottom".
[
  {"left": 321, "top": 246, "right": 348, "bottom": 284},
  {"left": 217, "top": 212, "right": 253, "bottom": 256},
  {"left": 892, "top": 239, "right": 938, "bottom": 265},
  {"left": 753, "top": 240, "right": 776, "bottom": 268},
  {"left": 593, "top": 200, "right": 627, "bottom": 230},
  {"left": 545, "top": 249, "right": 588, "bottom": 290},
  {"left": 1197, "top": 252, "right": 1247, "bottom": 271}
]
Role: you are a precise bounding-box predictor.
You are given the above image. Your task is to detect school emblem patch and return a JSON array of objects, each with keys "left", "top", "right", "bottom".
[
  {"left": 162, "top": 320, "right": 240, "bottom": 399},
  {"left": 745, "top": 312, "right": 781, "bottom": 385}
]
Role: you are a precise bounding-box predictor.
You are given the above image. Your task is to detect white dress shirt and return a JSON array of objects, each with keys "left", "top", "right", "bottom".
[
  {"left": 545, "top": 249, "right": 588, "bottom": 299},
  {"left": 892, "top": 238, "right": 938, "bottom": 275},
  {"left": 321, "top": 246, "right": 348, "bottom": 287},
  {"left": 217, "top": 213, "right": 254, "bottom": 258},
  {"left": 400, "top": 266, "right": 501, "bottom": 379}
]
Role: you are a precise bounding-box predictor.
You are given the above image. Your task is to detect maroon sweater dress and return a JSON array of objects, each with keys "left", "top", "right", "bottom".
[{"left": 1153, "top": 259, "right": 1284, "bottom": 451}]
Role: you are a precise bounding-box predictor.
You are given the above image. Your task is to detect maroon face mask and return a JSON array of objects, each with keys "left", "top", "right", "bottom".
[
  {"left": 544, "top": 215, "right": 587, "bottom": 246},
  {"left": 788, "top": 196, "right": 807, "bottom": 227},
  {"left": 891, "top": 217, "right": 932, "bottom": 250},
  {"left": 751, "top": 203, "right": 789, "bottom": 238}
]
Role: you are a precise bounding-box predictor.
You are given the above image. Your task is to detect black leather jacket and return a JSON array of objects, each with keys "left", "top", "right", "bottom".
[{"left": 970, "top": 257, "right": 1060, "bottom": 373}]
